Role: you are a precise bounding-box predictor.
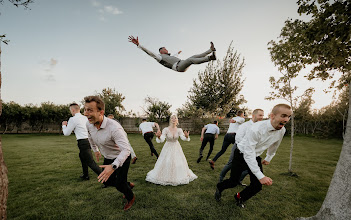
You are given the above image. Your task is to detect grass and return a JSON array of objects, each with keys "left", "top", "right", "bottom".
[{"left": 2, "top": 134, "right": 343, "bottom": 220}]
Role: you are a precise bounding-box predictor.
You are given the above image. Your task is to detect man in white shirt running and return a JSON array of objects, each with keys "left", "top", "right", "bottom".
[
  {"left": 139, "top": 119, "right": 161, "bottom": 158},
  {"left": 218, "top": 109, "right": 264, "bottom": 183},
  {"left": 128, "top": 35, "right": 216, "bottom": 72},
  {"left": 197, "top": 121, "right": 220, "bottom": 163},
  {"left": 215, "top": 104, "right": 292, "bottom": 208},
  {"left": 209, "top": 110, "right": 245, "bottom": 169},
  {"left": 62, "top": 103, "right": 101, "bottom": 180}
]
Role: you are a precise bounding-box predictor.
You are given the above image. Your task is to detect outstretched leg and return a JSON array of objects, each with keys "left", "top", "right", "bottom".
[
  {"left": 144, "top": 133, "right": 159, "bottom": 158},
  {"left": 177, "top": 42, "right": 216, "bottom": 72}
]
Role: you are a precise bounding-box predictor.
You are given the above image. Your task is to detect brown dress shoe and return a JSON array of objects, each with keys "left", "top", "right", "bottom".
[
  {"left": 124, "top": 195, "right": 135, "bottom": 211},
  {"left": 132, "top": 157, "right": 138, "bottom": 164},
  {"left": 209, "top": 160, "right": 215, "bottom": 170},
  {"left": 129, "top": 182, "right": 135, "bottom": 189}
]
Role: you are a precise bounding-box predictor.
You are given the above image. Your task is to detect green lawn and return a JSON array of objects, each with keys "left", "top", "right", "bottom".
[{"left": 2, "top": 134, "right": 343, "bottom": 220}]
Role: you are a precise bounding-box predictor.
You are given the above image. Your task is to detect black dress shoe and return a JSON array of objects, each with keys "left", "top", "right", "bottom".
[
  {"left": 214, "top": 187, "right": 222, "bottom": 202},
  {"left": 209, "top": 52, "right": 217, "bottom": 60},
  {"left": 197, "top": 155, "right": 203, "bottom": 163},
  {"left": 234, "top": 193, "right": 245, "bottom": 208},
  {"left": 79, "top": 175, "right": 90, "bottom": 180}
]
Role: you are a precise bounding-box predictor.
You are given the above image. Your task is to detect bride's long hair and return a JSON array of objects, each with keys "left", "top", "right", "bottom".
[{"left": 169, "top": 114, "right": 179, "bottom": 126}]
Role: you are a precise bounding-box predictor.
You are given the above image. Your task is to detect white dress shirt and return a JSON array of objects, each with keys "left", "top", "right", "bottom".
[
  {"left": 227, "top": 116, "right": 245, "bottom": 133},
  {"left": 235, "top": 119, "right": 254, "bottom": 144},
  {"left": 139, "top": 122, "right": 155, "bottom": 135},
  {"left": 237, "top": 119, "right": 286, "bottom": 180},
  {"left": 62, "top": 113, "right": 89, "bottom": 140},
  {"left": 204, "top": 124, "right": 220, "bottom": 134},
  {"left": 87, "top": 117, "right": 131, "bottom": 168}
]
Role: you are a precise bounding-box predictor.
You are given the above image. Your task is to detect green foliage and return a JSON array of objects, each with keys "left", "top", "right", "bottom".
[
  {"left": 0, "top": 101, "right": 71, "bottom": 133},
  {"left": 97, "top": 87, "right": 125, "bottom": 119},
  {"left": 143, "top": 96, "right": 171, "bottom": 123},
  {"left": 180, "top": 42, "right": 246, "bottom": 117},
  {"left": 272, "top": 0, "right": 351, "bottom": 88},
  {"left": 2, "top": 134, "right": 343, "bottom": 219}
]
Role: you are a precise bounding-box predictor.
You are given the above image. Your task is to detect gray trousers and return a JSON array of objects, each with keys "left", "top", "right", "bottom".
[
  {"left": 219, "top": 143, "right": 249, "bottom": 183},
  {"left": 176, "top": 49, "right": 213, "bottom": 72}
]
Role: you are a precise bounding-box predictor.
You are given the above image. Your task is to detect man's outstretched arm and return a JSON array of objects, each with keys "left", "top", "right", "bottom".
[{"left": 128, "top": 35, "right": 161, "bottom": 62}]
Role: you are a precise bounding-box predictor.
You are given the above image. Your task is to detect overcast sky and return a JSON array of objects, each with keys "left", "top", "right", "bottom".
[{"left": 0, "top": 0, "right": 336, "bottom": 117}]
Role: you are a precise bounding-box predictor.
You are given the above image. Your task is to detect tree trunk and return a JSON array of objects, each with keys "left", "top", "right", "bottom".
[
  {"left": 0, "top": 137, "right": 8, "bottom": 220},
  {"left": 0, "top": 40, "right": 9, "bottom": 220},
  {"left": 289, "top": 113, "right": 294, "bottom": 173},
  {"left": 298, "top": 83, "right": 351, "bottom": 219}
]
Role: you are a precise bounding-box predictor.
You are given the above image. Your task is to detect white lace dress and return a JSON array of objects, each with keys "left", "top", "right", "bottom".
[{"left": 145, "top": 127, "right": 198, "bottom": 186}]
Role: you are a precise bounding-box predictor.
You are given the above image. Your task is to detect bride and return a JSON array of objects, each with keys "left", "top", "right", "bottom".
[{"left": 145, "top": 114, "right": 197, "bottom": 186}]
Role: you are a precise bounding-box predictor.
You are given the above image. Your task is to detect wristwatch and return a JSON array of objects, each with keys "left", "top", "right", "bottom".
[{"left": 112, "top": 164, "right": 117, "bottom": 170}]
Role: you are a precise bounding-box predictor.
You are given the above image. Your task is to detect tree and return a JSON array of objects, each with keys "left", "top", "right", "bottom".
[
  {"left": 1, "top": 2, "right": 34, "bottom": 218},
  {"left": 293, "top": 88, "right": 315, "bottom": 135},
  {"left": 143, "top": 96, "right": 172, "bottom": 123},
  {"left": 271, "top": 0, "right": 350, "bottom": 219},
  {"left": 183, "top": 42, "right": 246, "bottom": 117},
  {"left": 0, "top": 0, "right": 33, "bottom": 8},
  {"left": 97, "top": 87, "right": 125, "bottom": 119}
]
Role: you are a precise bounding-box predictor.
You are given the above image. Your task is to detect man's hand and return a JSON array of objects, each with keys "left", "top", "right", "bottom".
[
  {"left": 156, "top": 130, "right": 162, "bottom": 138},
  {"left": 95, "top": 151, "right": 101, "bottom": 162},
  {"left": 259, "top": 176, "right": 273, "bottom": 186},
  {"left": 62, "top": 121, "right": 67, "bottom": 126},
  {"left": 200, "top": 136, "right": 204, "bottom": 141},
  {"left": 98, "top": 165, "right": 114, "bottom": 183},
  {"left": 262, "top": 160, "right": 270, "bottom": 165},
  {"left": 128, "top": 35, "right": 139, "bottom": 46},
  {"left": 184, "top": 130, "right": 190, "bottom": 138}
]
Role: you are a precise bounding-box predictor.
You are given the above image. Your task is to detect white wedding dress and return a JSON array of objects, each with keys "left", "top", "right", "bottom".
[{"left": 145, "top": 127, "right": 198, "bottom": 186}]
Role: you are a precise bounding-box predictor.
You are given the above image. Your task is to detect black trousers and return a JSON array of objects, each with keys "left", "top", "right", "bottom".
[
  {"left": 77, "top": 139, "right": 102, "bottom": 176},
  {"left": 212, "top": 133, "right": 236, "bottom": 162},
  {"left": 199, "top": 133, "right": 216, "bottom": 160},
  {"left": 143, "top": 132, "right": 159, "bottom": 158},
  {"left": 217, "top": 148, "right": 263, "bottom": 202},
  {"left": 103, "top": 155, "right": 134, "bottom": 201}
]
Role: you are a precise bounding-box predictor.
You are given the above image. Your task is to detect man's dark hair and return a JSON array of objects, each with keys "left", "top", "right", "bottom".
[
  {"left": 213, "top": 120, "right": 218, "bottom": 124},
  {"left": 84, "top": 96, "right": 105, "bottom": 111},
  {"left": 142, "top": 118, "right": 147, "bottom": 122},
  {"left": 237, "top": 110, "right": 244, "bottom": 116},
  {"left": 159, "top": 47, "right": 165, "bottom": 52}
]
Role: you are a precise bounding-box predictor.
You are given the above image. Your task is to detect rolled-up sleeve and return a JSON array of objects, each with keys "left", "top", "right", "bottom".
[{"left": 111, "top": 128, "right": 131, "bottom": 168}]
